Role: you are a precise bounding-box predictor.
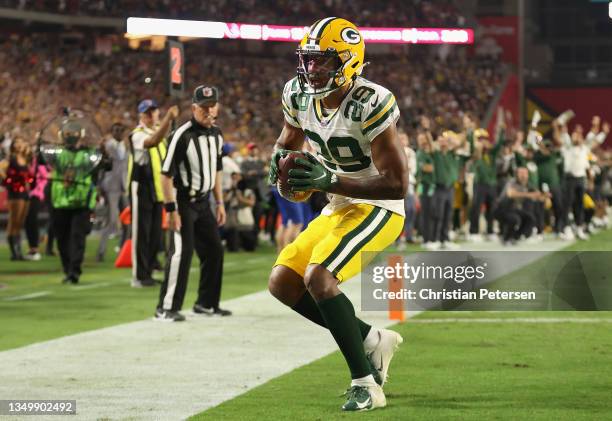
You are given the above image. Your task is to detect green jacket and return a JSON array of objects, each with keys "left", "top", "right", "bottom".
[
  {"left": 51, "top": 148, "right": 99, "bottom": 210},
  {"left": 432, "top": 150, "right": 459, "bottom": 188},
  {"left": 416, "top": 150, "right": 435, "bottom": 196},
  {"left": 469, "top": 129, "right": 504, "bottom": 186},
  {"left": 534, "top": 150, "right": 561, "bottom": 188}
]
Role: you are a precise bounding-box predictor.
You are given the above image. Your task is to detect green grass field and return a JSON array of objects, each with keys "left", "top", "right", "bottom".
[
  {"left": 1, "top": 230, "right": 612, "bottom": 420},
  {"left": 193, "top": 315, "right": 612, "bottom": 420},
  {"left": 192, "top": 230, "right": 612, "bottom": 420},
  {"left": 0, "top": 236, "right": 274, "bottom": 351}
]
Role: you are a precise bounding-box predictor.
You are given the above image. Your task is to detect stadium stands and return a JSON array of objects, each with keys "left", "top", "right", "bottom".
[{"left": 0, "top": 0, "right": 465, "bottom": 27}]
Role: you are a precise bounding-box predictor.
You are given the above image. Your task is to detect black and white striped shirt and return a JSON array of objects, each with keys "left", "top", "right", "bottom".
[{"left": 162, "top": 119, "right": 224, "bottom": 198}]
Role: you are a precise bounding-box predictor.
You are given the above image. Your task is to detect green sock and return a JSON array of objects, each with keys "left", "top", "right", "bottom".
[
  {"left": 292, "top": 291, "right": 372, "bottom": 338},
  {"left": 317, "top": 293, "right": 371, "bottom": 379}
]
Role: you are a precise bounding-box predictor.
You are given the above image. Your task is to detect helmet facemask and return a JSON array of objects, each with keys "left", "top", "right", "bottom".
[{"left": 296, "top": 49, "right": 349, "bottom": 99}]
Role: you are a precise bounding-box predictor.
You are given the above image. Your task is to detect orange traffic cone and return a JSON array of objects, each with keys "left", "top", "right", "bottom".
[
  {"left": 115, "top": 239, "right": 132, "bottom": 268},
  {"left": 119, "top": 206, "right": 131, "bottom": 226}
]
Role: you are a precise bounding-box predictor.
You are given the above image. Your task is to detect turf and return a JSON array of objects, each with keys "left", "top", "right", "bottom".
[
  {"left": 191, "top": 314, "right": 612, "bottom": 421},
  {"left": 2, "top": 229, "right": 612, "bottom": 420},
  {"left": 0, "top": 236, "right": 274, "bottom": 351},
  {"left": 192, "top": 228, "right": 612, "bottom": 420}
]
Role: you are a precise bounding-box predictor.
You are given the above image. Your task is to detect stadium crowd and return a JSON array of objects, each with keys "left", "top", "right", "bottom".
[
  {"left": 1, "top": 0, "right": 465, "bottom": 27},
  {"left": 0, "top": 35, "right": 500, "bottom": 145},
  {"left": 1, "top": 33, "right": 611, "bottom": 274}
]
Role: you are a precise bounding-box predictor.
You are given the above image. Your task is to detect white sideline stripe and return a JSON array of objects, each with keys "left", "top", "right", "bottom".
[
  {"left": 130, "top": 181, "right": 139, "bottom": 281},
  {"left": 163, "top": 231, "right": 183, "bottom": 310},
  {"left": 3, "top": 291, "right": 51, "bottom": 301},
  {"left": 0, "top": 237, "right": 576, "bottom": 420},
  {"left": 69, "top": 282, "right": 111, "bottom": 291},
  {"left": 412, "top": 317, "right": 612, "bottom": 324}
]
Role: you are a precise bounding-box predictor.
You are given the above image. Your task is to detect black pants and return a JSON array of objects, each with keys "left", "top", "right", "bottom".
[
  {"left": 25, "top": 196, "right": 42, "bottom": 249},
  {"left": 252, "top": 199, "right": 263, "bottom": 238},
  {"left": 469, "top": 183, "right": 496, "bottom": 234},
  {"left": 53, "top": 208, "right": 91, "bottom": 279},
  {"left": 225, "top": 228, "right": 257, "bottom": 252},
  {"left": 564, "top": 176, "right": 586, "bottom": 226},
  {"left": 158, "top": 197, "right": 224, "bottom": 312},
  {"left": 131, "top": 182, "right": 162, "bottom": 282},
  {"left": 432, "top": 186, "right": 454, "bottom": 243},
  {"left": 495, "top": 206, "right": 535, "bottom": 242},
  {"left": 524, "top": 199, "right": 544, "bottom": 234},
  {"left": 418, "top": 193, "right": 434, "bottom": 243},
  {"left": 548, "top": 184, "right": 565, "bottom": 233}
]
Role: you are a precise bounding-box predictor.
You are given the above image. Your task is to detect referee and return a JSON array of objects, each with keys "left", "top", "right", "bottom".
[{"left": 155, "top": 85, "right": 231, "bottom": 321}]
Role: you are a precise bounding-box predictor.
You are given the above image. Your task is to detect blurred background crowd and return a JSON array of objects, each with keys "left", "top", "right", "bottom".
[
  {"left": 1, "top": 0, "right": 611, "bottom": 270},
  {"left": 1, "top": 0, "right": 465, "bottom": 26}
]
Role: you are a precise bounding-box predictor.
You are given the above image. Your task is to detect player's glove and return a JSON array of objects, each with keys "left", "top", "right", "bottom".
[
  {"left": 288, "top": 152, "right": 336, "bottom": 192},
  {"left": 268, "top": 148, "right": 291, "bottom": 185}
]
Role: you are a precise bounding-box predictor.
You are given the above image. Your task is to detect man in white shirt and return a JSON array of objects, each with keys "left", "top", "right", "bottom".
[
  {"left": 97, "top": 123, "right": 128, "bottom": 261},
  {"left": 555, "top": 118, "right": 607, "bottom": 240}
]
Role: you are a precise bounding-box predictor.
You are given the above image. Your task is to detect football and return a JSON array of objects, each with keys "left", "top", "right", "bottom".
[{"left": 277, "top": 151, "right": 313, "bottom": 203}]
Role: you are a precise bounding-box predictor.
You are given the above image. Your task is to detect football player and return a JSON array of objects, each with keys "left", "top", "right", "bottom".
[{"left": 268, "top": 17, "right": 408, "bottom": 411}]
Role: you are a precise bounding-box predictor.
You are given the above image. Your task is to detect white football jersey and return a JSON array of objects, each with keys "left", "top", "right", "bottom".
[{"left": 282, "top": 76, "right": 404, "bottom": 216}]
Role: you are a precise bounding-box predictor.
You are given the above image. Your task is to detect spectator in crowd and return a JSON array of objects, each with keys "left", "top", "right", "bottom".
[
  {"left": 224, "top": 171, "right": 257, "bottom": 251},
  {"left": 221, "top": 143, "right": 241, "bottom": 193},
  {"left": 494, "top": 167, "right": 546, "bottom": 245},
  {"left": 0, "top": 35, "right": 500, "bottom": 147},
  {"left": 271, "top": 186, "right": 304, "bottom": 253},
  {"left": 2, "top": 0, "right": 465, "bottom": 27},
  {"left": 397, "top": 130, "right": 416, "bottom": 250},
  {"left": 415, "top": 132, "right": 435, "bottom": 248},
  {"left": 533, "top": 134, "right": 565, "bottom": 237},
  {"left": 96, "top": 122, "right": 128, "bottom": 261},
  {"left": 516, "top": 147, "right": 546, "bottom": 241},
  {"left": 554, "top": 118, "right": 607, "bottom": 240},
  {"left": 467, "top": 117, "right": 503, "bottom": 241},
  {"left": 428, "top": 131, "right": 466, "bottom": 250},
  {"left": 496, "top": 137, "right": 518, "bottom": 195},
  {"left": 24, "top": 149, "right": 49, "bottom": 260},
  {"left": 590, "top": 148, "right": 612, "bottom": 230},
  {"left": 0, "top": 137, "right": 33, "bottom": 260},
  {"left": 240, "top": 142, "right": 267, "bottom": 241}
]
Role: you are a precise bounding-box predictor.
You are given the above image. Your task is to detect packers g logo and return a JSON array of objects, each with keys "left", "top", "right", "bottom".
[{"left": 340, "top": 27, "right": 361, "bottom": 45}]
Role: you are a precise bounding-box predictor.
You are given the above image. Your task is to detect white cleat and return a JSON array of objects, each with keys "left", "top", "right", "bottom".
[
  {"left": 576, "top": 227, "right": 589, "bottom": 240},
  {"left": 342, "top": 383, "right": 387, "bottom": 411},
  {"left": 467, "top": 234, "right": 483, "bottom": 243},
  {"left": 487, "top": 233, "right": 498, "bottom": 242},
  {"left": 367, "top": 329, "right": 403, "bottom": 386},
  {"left": 367, "top": 383, "right": 387, "bottom": 410},
  {"left": 559, "top": 226, "right": 575, "bottom": 241},
  {"left": 424, "top": 241, "right": 441, "bottom": 250}
]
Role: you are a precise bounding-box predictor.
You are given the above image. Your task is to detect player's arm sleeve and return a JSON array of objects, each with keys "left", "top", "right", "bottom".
[
  {"left": 361, "top": 89, "right": 400, "bottom": 142},
  {"left": 281, "top": 79, "right": 301, "bottom": 128},
  {"left": 161, "top": 129, "right": 183, "bottom": 176}
]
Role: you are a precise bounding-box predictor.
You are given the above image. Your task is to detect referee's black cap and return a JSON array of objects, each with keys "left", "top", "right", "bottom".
[{"left": 193, "top": 85, "right": 219, "bottom": 106}]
